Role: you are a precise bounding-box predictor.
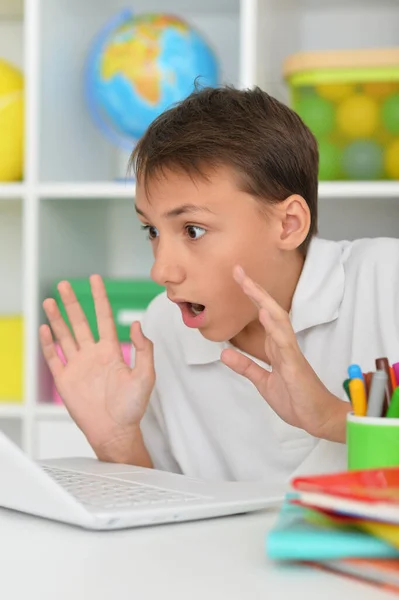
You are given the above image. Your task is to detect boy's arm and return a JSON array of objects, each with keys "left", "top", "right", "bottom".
[
  {"left": 221, "top": 266, "right": 350, "bottom": 444},
  {"left": 93, "top": 424, "right": 153, "bottom": 467},
  {"left": 93, "top": 392, "right": 182, "bottom": 472}
]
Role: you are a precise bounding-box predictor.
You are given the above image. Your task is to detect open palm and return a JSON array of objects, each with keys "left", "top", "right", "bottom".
[
  {"left": 40, "top": 275, "right": 155, "bottom": 451},
  {"left": 221, "top": 266, "right": 346, "bottom": 440}
]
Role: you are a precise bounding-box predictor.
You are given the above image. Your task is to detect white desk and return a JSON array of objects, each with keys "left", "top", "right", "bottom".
[{"left": 0, "top": 506, "right": 389, "bottom": 600}]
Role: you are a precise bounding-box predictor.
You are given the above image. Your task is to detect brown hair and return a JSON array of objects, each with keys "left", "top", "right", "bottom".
[{"left": 130, "top": 85, "right": 319, "bottom": 254}]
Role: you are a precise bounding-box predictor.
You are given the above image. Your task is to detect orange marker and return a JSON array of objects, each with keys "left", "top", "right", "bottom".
[{"left": 390, "top": 366, "right": 397, "bottom": 390}]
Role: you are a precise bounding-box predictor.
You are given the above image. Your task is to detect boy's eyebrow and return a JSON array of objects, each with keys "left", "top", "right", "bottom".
[{"left": 135, "top": 204, "right": 215, "bottom": 219}]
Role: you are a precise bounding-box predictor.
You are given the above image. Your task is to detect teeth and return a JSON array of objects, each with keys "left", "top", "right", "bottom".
[{"left": 190, "top": 303, "right": 205, "bottom": 315}]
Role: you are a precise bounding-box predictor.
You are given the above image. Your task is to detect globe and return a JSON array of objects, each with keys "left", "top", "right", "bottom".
[{"left": 85, "top": 10, "right": 219, "bottom": 150}]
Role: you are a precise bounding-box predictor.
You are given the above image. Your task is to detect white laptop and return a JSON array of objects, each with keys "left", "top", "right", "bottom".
[{"left": 0, "top": 431, "right": 284, "bottom": 530}]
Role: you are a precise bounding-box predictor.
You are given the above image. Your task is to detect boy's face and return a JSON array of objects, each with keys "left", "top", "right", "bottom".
[{"left": 135, "top": 166, "right": 294, "bottom": 342}]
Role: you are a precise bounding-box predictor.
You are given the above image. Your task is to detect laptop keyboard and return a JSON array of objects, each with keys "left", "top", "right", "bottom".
[{"left": 42, "top": 466, "right": 206, "bottom": 510}]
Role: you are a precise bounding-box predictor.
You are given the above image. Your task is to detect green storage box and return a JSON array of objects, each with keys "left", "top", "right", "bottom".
[{"left": 52, "top": 278, "right": 164, "bottom": 342}]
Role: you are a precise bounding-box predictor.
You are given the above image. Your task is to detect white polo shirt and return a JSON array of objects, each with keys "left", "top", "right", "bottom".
[{"left": 138, "top": 236, "right": 399, "bottom": 485}]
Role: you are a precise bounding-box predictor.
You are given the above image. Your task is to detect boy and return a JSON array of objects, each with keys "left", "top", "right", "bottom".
[{"left": 39, "top": 86, "right": 399, "bottom": 488}]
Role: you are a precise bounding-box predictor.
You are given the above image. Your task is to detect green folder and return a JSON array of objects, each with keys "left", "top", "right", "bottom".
[{"left": 52, "top": 278, "right": 164, "bottom": 342}]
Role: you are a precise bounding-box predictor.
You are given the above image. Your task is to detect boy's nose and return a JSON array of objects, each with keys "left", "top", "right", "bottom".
[{"left": 150, "top": 253, "right": 185, "bottom": 287}]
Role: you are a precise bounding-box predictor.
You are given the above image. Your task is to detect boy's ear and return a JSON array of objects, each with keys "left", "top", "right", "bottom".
[{"left": 275, "top": 194, "right": 311, "bottom": 250}]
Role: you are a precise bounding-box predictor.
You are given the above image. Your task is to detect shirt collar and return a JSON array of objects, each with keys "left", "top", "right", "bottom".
[
  {"left": 180, "top": 236, "right": 346, "bottom": 365},
  {"left": 290, "top": 236, "right": 345, "bottom": 334},
  {"left": 177, "top": 315, "right": 226, "bottom": 366}
]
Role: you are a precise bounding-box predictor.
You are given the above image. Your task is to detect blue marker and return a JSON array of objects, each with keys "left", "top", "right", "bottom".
[{"left": 348, "top": 364, "right": 364, "bottom": 381}]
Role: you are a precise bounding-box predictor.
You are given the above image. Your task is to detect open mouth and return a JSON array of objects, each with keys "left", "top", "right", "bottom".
[
  {"left": 176, "top": 301, "right": 207, "bottom": 327},
  {"left": 189, "top": 302, "right": 206, "bottom": 316},
  {"left": 170, "top": 297, "right": 207, "bottom": 328}
]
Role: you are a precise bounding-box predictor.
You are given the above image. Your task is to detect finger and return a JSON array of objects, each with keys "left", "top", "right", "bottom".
[
  {"left": 233, "top": 265, "right": 287, "bottom": 320},
  {"left": 259, "top": 307, "right": 298, "bottom": 354},
  {"left": 57, "top": 280, "right": 94, "bottom": 347},
  {"left": 130, "top": 321, "right": 155, "bottom": 380},
  {"left": 42, "top": 298, "right": 78, "bottom": 360},
  {"left": 90, "top": 275, "right": 119, "bottom": 343},
  {"left": 233, "top": 266, "right": 297, "bottom": 349},
  {"left": 39, "top": 324, "right": 65, "bottom": 380},
  {"left": 221, "top": 347, "right": 269, "bottom": 395}
]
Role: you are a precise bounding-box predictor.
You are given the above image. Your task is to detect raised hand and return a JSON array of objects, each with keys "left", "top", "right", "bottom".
[
  {"left": 40, "top": 275, "right": 155, "bottom": 458},
  {"left": 221, "top": 266, "right": 349, "bottom": 443}
]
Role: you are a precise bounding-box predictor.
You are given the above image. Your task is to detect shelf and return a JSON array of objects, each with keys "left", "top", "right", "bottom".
[
  {"left": 0, "top": 403, "right": 24, "bottom": 418},
  {"left": 0, "top": 183, "right": 25, "bottom": 199},
  {"left": 39, "top": 182, "right": 136, "bottom": 200},
  {"left": 126, "top": 0, "right": 239, "bottom": 11},
  {"left": 4, "top": 0, "right": 399, "bottom": 459},
  {"left": 37, "top": 181, "right": 399, "bottom": 201},
  {"left": 299, "top": 0, "right": 396, "bottom": 7},
  {"left": 319, "top": 182, "right": 399, "bottom": 200}
]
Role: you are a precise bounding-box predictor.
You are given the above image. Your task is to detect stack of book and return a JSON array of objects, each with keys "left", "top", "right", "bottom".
[{"left": 266, "top": 467, "right": 399, "bottom": 593}]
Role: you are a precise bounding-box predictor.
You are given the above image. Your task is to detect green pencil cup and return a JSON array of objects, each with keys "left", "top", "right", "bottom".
[{"left": 347, "top": 412, "right": 399, "bottom": 471}]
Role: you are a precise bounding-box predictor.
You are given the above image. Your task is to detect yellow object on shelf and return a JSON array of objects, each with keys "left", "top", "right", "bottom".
[
  {"left": 0, "top": 316, "right": 23, "bottom": 402},
  {"left": 0, "top": 58, "right": 24, "bottom": 182},
  {"left": 283, "top": 48, "right": 399, "bottom": 181}
]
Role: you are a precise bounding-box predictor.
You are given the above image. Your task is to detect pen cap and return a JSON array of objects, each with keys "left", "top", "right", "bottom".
[
  {"left": 367, "top": 370, "right": 388, "bottom": 418},
  {"left": 348, "top": 364, "right": 364, "bottom": 380}
]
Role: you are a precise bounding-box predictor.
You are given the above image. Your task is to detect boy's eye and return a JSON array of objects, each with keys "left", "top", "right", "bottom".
[
  {"left": 186, "top": 225, "right": 206, "bottom": 240},
  {"left": 141, "top": 225, "right": 159, "bottom": 240}
]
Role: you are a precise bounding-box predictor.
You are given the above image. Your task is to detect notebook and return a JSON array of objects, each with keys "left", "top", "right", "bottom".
[
  {"left": 265, "top": 497, "right": 399, "bottom": 561},
  {"left": 312, "top": 558, "right": 399, "bottom": 594},
  {"left": 296, "top": 503, "right": 399, "bottom": 551},
  {"left": 291, "top": 467, "right": 399, "bottom": 524}
]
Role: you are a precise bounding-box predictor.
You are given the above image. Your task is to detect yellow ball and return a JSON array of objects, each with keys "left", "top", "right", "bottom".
[
  {"left": 0, "top": 59, "right": 24, "bottom": 182},
  {"left": 337, "top": 94, "right": 379, "bottom": 138},
  {"left": 316, "top": 82, "right": 354, "bottom": 102},
  {"left": 385, "top": 138, "right": 399, "bottom": 179}
]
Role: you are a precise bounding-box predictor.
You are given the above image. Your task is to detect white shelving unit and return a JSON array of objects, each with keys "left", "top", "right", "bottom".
[{"left": 0, "top": 0, "right": 398, "bottom": 459}]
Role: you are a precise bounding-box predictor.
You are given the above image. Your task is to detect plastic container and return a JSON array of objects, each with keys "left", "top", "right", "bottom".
[
  {"left": 283, "top": 48, "right": 399, "bottom": 181},
  {"left": 52, "top": 278, "right": 163, "bottom": 342},
  {"left": 0, "top": 316, "right": 23, "bottom": 402},
  {"left": 347, "top": 412, "right": 399, "bottom": 470},
  {"left": 52, "top": 341, "right": 131, "bottom": 404}
]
